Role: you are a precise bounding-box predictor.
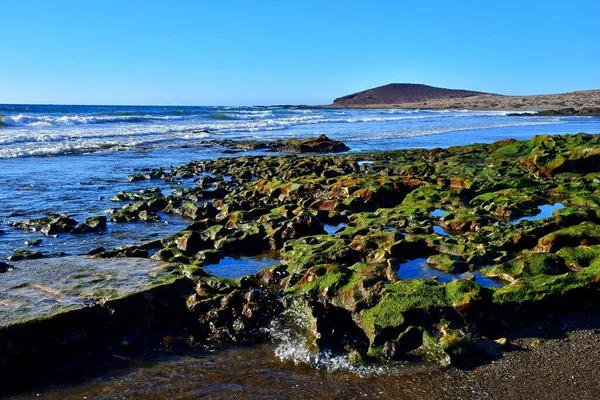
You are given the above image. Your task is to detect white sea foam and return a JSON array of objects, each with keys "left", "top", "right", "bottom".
[
  {"left": 268, "top": 321, "right": 394, "bottom": 377},
  {"left": 343, "top": 120, "right": 563, "bottom": 141},
  {"left": 0, "top": 113, "right": 181, "bottom": 127},
  {"left": 0, "top": 106, "right": 574, "bottom": 158}
]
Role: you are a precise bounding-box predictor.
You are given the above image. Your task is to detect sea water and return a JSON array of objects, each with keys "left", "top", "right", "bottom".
[{"left": 1, "top": 104, "right": 599, "bottom": 261}]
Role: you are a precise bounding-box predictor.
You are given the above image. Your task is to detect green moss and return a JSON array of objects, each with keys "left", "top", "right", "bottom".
[{"left": 482, "top": 253, "right": 569, "bottom": 281}]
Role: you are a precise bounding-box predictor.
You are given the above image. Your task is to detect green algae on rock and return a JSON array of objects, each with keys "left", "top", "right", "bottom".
[
  {"left": 115, "top": 133, "right": 600, "bottom": 366},
  {"left": 6, "top": 133, "right": 600, "bottom": 372}
]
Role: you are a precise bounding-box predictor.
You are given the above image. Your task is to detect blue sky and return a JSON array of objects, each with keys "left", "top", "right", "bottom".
[{"left": 1, "top": 0, "right": 599, "bottom": 105}]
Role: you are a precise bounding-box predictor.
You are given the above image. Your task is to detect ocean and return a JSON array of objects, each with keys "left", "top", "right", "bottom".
[{"left": 1, "top": 104, "right": 600, "bottom": 261}]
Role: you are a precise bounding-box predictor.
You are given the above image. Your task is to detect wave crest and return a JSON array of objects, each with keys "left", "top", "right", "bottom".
[{"left": 0, "top": 113, "right": 180, "bottom": 127}]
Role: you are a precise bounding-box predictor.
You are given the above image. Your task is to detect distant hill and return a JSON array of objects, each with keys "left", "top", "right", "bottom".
[
  {"left": 330, "top": 83, "right": 600, "bottom": 110},
  {"left": 333, "top": 83, "right": 491, "bottom": 106}
]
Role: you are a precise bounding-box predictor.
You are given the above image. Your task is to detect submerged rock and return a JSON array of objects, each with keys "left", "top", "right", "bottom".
[
  {"left": 8, "top": 249, "right": 44, "bottom": 262},
  {"left": 204, "top": 134, "right": 350, "bottom": 154},
  {"left": 10, "top": 214, "right": 107, "bottom": 236},
  {"left": 0, "top": 262, "right": 13, "bottom": 273}
]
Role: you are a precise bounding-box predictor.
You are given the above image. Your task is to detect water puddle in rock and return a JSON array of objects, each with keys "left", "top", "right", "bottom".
[
  {"left": 357, "top": 160, "right": 374, "bottom": 166},
  {"left": 511, "top": 203, "right": 565, "bottom": 224},
  {"left": 433, "top": 225, "right": 453, "bottom": 237},
  {"left": 324, "top": 223, "right": 347, "bottom": 234},
  {"left": 396, "top": 258, "right": 503, "bottom": 288},
  {"left": 430, "top": 209, "right": 447, "bottom": 218},
  {"left": 205, "top": 254, "right": 280, "bottom": 278}
]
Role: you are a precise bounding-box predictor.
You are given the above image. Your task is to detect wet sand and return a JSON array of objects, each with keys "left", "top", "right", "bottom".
[
  {"left": 7, "top": 312, "right": 600, "bottom": 400},
  {"left": 471, "top": 312, "right": 600, "bottom": 400}
]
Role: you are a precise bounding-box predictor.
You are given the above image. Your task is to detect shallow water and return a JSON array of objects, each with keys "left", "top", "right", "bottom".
[
  {"left": 204, "top": 254, "right": 280, "bottom": 278},
  {"left": 0, "top": 256, "right": 168, "bottom": 326},
  {"left": 432, "top": 225, "right": 453, "bottom": 237},
  {"left": 323, "top": 222, "right": 347, "bottom": 234},
  {"left": 430, "top": 209, "right": 447, "bottom": 218},
  {"left": 8, "top": 343, "right": 475, "bottom": 400},
  {"left": 396, "top": 258, "right": 503, "bottom": 288},
  {"left": 511, "top": 203, "right": 566, "bottom": 224}
]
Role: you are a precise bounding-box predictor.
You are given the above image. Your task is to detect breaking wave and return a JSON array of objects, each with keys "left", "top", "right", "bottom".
[
  {"left": 0, "top": 104, "right": 577, "bottom": 158},
  {"left": 268, "top": 321, "right": 395, "bottom": 377},
  {"left": 0, "top": 113, "right": 180, "bottom": 127}
]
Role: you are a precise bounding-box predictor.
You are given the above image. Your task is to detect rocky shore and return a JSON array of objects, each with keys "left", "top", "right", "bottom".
[
  {"left": 325, "top": 83, "right": 600, "bottom": 111},
  {"left": 3, "top": 133, "right": 600, "bottom": 395},
  {"left": 509, "top": 107, "right": 600, "bottom": 117}
]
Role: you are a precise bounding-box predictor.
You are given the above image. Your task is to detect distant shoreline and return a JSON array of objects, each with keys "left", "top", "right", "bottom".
[
  {"left": 312, "top": 84, "right": 600, "bottom": 112},
  {"left": 299, "top": 104, "right": 539, "bottom": 112}
]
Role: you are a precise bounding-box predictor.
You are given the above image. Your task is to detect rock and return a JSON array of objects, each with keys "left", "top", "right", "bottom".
[
  {"left": 200, "top": 135, "right": 350, "bottom": 154},
  {"left": 187, "top": 278, "right": 282, "bottom": 343},
  {"left": 27, "top": 132, "right": 600, "bottom": 368},
  {"left": 255, "top": 265, "right": 289, "bottom": 287},
  {"left": 277, "top": 134, "right": 350, "bottom": 153},
  {"left": 178, "top": 202, "right": 218, "bottom": 221},
  {"left": 91, "top": 246, "right": 148, "bottom": 259},
  {"left": 0, "top": 256, "right": 194, "bottom": 381},
  {"left": 269, "top": 210, "right": 325, "bottom": 248},
  {"left": 111, "top": 202, "right": 160, "bottom": 223},
  {"left": 196, "top": 249, "right": 222, "bottom": 265},
  {"left": 73, "top": 216, "right": 107, "bottom": 233},
  {"left": 8, "top": 249, "right": 44, "bottom": 262},
  {"left": 11, "top": 214, "right": 107, "bottom": 236},
  {"left": 175, "top": 231, "right": 213, "bottom": 253},
  {"left": 426, "top": 254, "right": 469, "bottom": 273},
  {"left": 86, "top": 247, "right": 106, "bottom": 256},
  {"left": 110, "top": 188, "right": 163, "bottom": 202},
  {"left": 0, "top": 262, "right": 14, "bottom": 272}
]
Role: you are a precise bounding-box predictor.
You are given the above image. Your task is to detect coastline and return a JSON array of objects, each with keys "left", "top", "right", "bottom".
[
  {"left": 3, "top": 133, "right": 600, "bottom": 399},
  {"left": 302, "top": 89, "right": 600, "bottom": 111},
  {"left": 9, "top": 312, "right": 600, "bottom": 399}
]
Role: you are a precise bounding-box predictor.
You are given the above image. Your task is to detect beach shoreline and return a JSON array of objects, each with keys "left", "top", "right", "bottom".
[
  {"left": 6, "top": 311, "right": 600, "bottom": 399},
  {"left": 305, "top": 89, "right": 600, "bottom": 112},
  {"left": 3, "top": 133, "right": 600, "bottom": 399}
]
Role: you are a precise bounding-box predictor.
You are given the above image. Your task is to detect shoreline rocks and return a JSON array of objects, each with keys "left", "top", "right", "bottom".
[
  {"left": 509, "top": 106, "right": 600, "bottom": 117},
  {"left": 202, "top": 134, "right": 350, "bottom": 153},
  {"left": 5, "top": 133, "right": 600, "bottom": 383}
]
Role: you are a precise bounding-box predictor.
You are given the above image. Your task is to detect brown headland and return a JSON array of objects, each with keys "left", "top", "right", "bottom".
[{"left": 327, "top": 83, "right": 600, "bottom": 111}]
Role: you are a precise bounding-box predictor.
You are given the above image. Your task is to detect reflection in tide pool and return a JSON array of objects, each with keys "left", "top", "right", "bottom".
[
  {"left": 396, "top": 258, "right": 503, "bottom": 288},
  {"left": 430, "top": 209, "right": 447, "bottom": 218},
  {"left": 433, "top": 225, "right": 453, "bottom": 237},
  {"left": 511, "top": 203, "right": 565, "bottom": 224},
  {"left": 324, "top": 223, "right": 347, "bottom": 234},
  {"left": 205, "top": 255, "right": 279, "bottom": 278}
]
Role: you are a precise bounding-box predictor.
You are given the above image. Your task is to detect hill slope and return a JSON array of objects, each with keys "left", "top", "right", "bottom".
[
  {"left": 333, "top": 83, "right": 491, "bottom": 106},
  {"left": 331, "top": 83, "right": 600, "bottom": 110}
]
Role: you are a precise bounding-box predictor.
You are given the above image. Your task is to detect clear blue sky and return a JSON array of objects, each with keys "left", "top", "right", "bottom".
[{"left": 2, "top": 0, "right": 599, "bottom": 106}]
